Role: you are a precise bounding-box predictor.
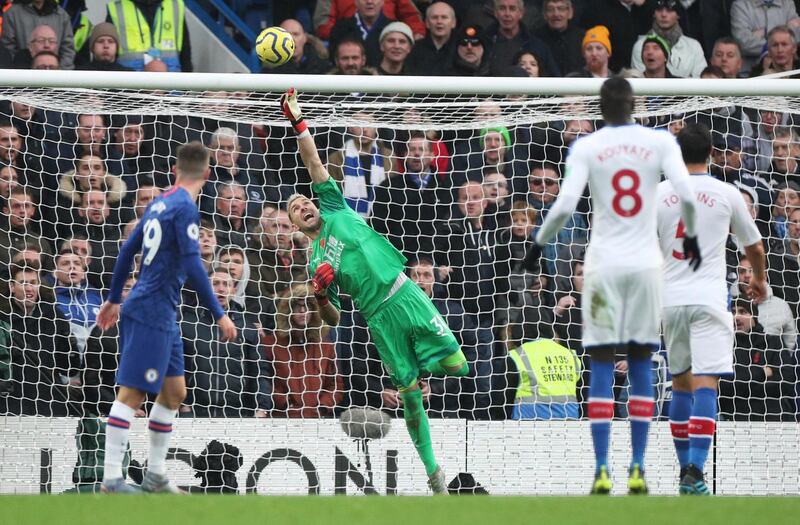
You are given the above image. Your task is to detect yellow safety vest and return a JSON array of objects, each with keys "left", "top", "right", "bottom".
[
  {"left": 509, "top": 339, "right": 582, "bottom": 404},
  {"left": 107, "top": 0, "right": 184, "bottom": 71},
  {"left": 74, "top": 13, "right": 92, "bottom": 52}
]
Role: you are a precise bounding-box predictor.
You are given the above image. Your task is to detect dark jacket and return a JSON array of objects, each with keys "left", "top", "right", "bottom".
[
  {"left": 719, "top": 327, "right": 797, "bottom": 421},
  {"left": 484, "top": 21, "right": 562, "bottom": 76},
  {"left": 405, "top": 35, "right": 456, "bottom": 75},
  {"left": 199, "top": 161, "right": 280, "bottom": 220},
  {"left": 329, "top": 13, "right": 392, "bottom": 67},
  {"left": 181, "top": 304, "right": 272, "bottom": 417},
  {"left": 83, "top": 323, "right": 120, "bottom": 416},
  {"left": 0, "top": 297, "right": 80, "bottom": 416},
  {"left": 581, "top": 0, "right": 656, "bottom": 72},
  {"left": 76, "top": 59, "right": 134, "bottom": 72},
  {"left": 433, "top": 208, "right": 508, "bottom": 324},
  {"left": 535, "top": 23, "right": 585, "bottom": 76},
  {"left": 371, "top": 169, "right": 451, "bottom": 260}
]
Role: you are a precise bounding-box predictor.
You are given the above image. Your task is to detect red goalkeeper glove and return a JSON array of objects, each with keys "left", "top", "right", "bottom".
[
  {"left": 312, "top": 262, "right": 334, "bottom": 305},
  {"left": 280, "top": 88, "right": 308, "bottom": 135}
]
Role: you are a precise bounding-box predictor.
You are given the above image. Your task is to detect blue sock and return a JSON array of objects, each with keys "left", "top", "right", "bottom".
[
  {"left": 588, "top": 358, "right": 615, "bottom": 473},
  {"left": 689, "top": 387, "right": 717, "bottom": 471},
  {"left": 669, "top": 390, "right": 692, "bottom": 469},
  {"left": 627, "top": 356, "right": 655, "bottom": 471}
]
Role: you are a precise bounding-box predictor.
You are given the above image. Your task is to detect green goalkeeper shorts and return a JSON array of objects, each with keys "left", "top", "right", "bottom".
[{"left": 367, "top": 278, "right": 461, "bottom": 389}]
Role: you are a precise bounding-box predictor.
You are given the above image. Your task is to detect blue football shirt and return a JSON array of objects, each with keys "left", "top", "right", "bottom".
[{"left": 121, "top": 186, "right": 201, "bottom": 329}]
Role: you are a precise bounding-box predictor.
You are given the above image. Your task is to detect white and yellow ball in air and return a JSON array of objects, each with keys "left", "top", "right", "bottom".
[{"left": 255, "top": 27, "right": 296, "bottom": 68}]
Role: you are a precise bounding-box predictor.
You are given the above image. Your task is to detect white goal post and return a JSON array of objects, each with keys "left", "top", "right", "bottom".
[{"left": 0, "top": 71, "right": 798, "bottom": 496}]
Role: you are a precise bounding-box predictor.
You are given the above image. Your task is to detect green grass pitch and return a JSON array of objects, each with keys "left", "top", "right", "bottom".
[{"left": 2, "top": 495, "right": 799, "bottom": 525}]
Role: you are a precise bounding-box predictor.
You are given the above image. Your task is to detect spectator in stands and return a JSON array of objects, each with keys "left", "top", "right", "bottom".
[
  {"left": 405, "top": 1, "right": 456, "bottom": 75},
  {"left": 639, "top": 33, "right": 675, "bottom": 78},
  {"left": 0, "top": 186, "right": 51, "bottom": 270},
  {"left": 719, "top": 298, "right": 797, "bottom": 421},
  {"left": 513, "top": 49, "right": 549, "bottom": 76},
  {"left": 496, "top": 200, "right": 537, "bottom": 289},
  {"left": 767, "top": 206, "right": 800, "bottom": 308},
  {"left": 528, "top": 162, "right": 588, "bottom": 289},
  {"left": 329, "top": 0, "right": 394, "bottom": 67},
  {"left": 581, "top": 0, "right": 655, "bottom": 72},
  {"left": 201, "top": 127, "right": 277, "bottom": 219},
  {"left": 445, "top": 25, "right": 490, "bottom": 76},
  {"left": 315, "top": 0, "right": 425, "bottom": 41},
  {"left": 106, "top": 116, "right": 159, "bottom": 192},
  {"left": 68, "top": 190, "right": 122, "bottom": 290},
  {"left": 264, "top": 19, "right": 330, "bottom": 75},
  {"left": 327, "top": 113, "right": 392, "bottom": 216},
  {"left": 264, "top": 283, "right": 344, "bottom": 418},
  {"left": 329, "top": 36, "right": 375, "bottom": 75},
  {"left": 630, "top": 0, "right": 706, "bottom": 77},
  {"left": 248, "top": 207, "right": 309, "bottom": 329},
  {"left": 734, "top": 255, "right": 797, "bottom": 350},
  {"left": 1, "top": 1, "right": 75, "bottom": 69},
  {"left": 0, "top": 261, "right": 79, "bottom": 416},
  {"left": 132, "top": 182, "right": 161, "bottom": 219},
  {"left": 181, "top": 268, "right": 271, "bottom": 417},
  {"left": 0, "top": 165, "right": 19, "bottom": 205},
  {"left": 377, "top": 21, "right": 414, "bottom": 74},
  {"left": 60, "top": 114, "right": 110, "bottom": 172},
  {"left": 30, "top": 48, "right": 58, "bottom": 69},
  {"left": 216, "top": 245, "right": 254, "bottom": 313},
  {"left": 553, "top": 258, "right": 584, "bottom": 354},
  {"left": 743, "top": 109, "right": 788, "bottom": 174},
  {"left": 485, "top": 0, "right": 561, "bottom": 76},
  {"left": 482, "top": 169, "right": 511, "bottom": 226},
  {"left": 58, "top": 234, "right": 91, "bottom": 275},
  {"left": 535, "top": 0, "right": 584, "bottom": 76},
  {"left": 454, "top": 127, "right": 512, "bottom": 186},
  {"left": 0, "top": 120, "right": 21, "bottom": 168},
  {"left": 710, "top": 36, "right": 745, "bottom": 78},
  {"left": 106, "top": 0, "right": 193, "bottom": 72},
  {"left": 212, "top": 182, "right": 252, "bottom": 249},
  {"left": 76, "top": 22, "right": 131, "bottom": 71},
  {"left": 9, "top": 23, "right": 55, "bottom": 68},
  {"left": 83, "top": 275, "right": 135, "bottom": 416},
  {"left": 52, "top": 248, "right": 102, "bottom": 355},
  {"left": 768, "top": 126, "right": 800, "bottom": 186},
  {"left": 569, "top": 25, "right": 612, "bottom": 77},
  {"left": 434, "top": 182, "right": 509, "bottom": 385},
  {"left": 371, "top": 132, "right": 449, "bottom": 259},
  {"left": 55, "top": 154, "right": 126, "bottom": 233},
  {"left": 770, "top": 181, "right": 800, "bottom": 240},
  {"left": 198, "top": 218, "right": 216, "bottom": 273},
  {"left": 750, "top": 25, "right": 799, "bottom": 77},
  {"left": 506, "top": 266, "right": 556, "bottom": 343},
  {"left": 731, "top": 0, "right": 800, "bottom": 72}
]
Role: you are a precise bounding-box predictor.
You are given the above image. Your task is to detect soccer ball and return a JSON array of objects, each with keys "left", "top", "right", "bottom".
[{"left": 255, "top": 27, "right": 295, "bottom": 68}]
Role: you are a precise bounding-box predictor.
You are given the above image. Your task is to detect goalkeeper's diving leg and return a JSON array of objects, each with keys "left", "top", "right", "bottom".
[{"left": 398, "top": 379, "right": 448, "bottom": 494}]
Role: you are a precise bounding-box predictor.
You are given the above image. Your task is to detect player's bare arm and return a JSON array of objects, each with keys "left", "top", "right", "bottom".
[{"left": 281, "top": 88, "right": 330, "bottom": 185}]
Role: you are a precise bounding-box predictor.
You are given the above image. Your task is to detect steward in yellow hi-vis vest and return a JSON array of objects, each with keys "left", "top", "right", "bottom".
[
  {"left": 107, "top": 0, "right": 185, "bottom": 71},
  {"left": 508, "top": 339, "right": 582, "bottom": 420}
]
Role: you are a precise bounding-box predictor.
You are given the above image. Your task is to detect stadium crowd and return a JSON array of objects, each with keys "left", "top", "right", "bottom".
[{"left": 0, "top": 0, "right": 799, "bottom": 422}]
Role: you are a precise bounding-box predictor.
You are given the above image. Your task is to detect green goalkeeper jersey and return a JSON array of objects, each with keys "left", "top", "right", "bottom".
[{"left": 309, "top": 177, "right": 407, "bottom": 320}]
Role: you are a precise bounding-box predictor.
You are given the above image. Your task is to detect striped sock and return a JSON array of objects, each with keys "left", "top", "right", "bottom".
[
  {"left": 588, "top": 358, "right": 614, "bottom": 473},
  {"left": 688, "top": 387, "right": 717, "bottom": 471},
  {"left": 103, "top": 400, "right": 136, "bottom": 482},
  {"left": 627, "top": 357, "right": 655, "bottom": 470},
  {"left": 669, "top": 390, "right": 692, "bottom": 469},
  {"left": 147, "top": 403, "right": 176, "bottom": 476}
]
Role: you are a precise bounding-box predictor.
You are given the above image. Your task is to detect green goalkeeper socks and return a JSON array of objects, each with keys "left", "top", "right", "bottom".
[{"left": 400, "top": 387, "right": 438, "bottom": 476}]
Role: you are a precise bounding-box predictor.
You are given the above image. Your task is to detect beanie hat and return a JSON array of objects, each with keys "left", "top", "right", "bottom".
[
  {"left": 480, "top": 127, "right": 512, "bottom": 149},
  {"left": 582, "top": 25, "right": 611, "bottom": 56},
  {"left": 89, "top": 22, "right": 120, "bottom": 49},
  {"left": 643, "top": 33, "right": 671, "bottom": 59},
  {"left": 379, "top": 21, "right": 414, "bottom": 45}
]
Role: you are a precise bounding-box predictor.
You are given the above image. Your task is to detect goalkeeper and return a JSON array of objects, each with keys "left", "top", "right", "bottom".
[{"left": 281, "top": 89, "right": 467, "bottom": 494}]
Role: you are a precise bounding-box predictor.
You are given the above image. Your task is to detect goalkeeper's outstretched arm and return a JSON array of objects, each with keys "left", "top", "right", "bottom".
[{"left": 281, "top": 88, "right": 330, "bottom": 185}]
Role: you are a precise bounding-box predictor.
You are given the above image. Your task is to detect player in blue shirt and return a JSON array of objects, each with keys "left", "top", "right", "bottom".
[{"left": 96, "top": 142, "right": 237, "bottom": 493}]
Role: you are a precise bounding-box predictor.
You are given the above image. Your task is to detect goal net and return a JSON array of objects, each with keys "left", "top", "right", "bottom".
[{"left": 0, "top": 73, "right": 798, "bottom": 495}]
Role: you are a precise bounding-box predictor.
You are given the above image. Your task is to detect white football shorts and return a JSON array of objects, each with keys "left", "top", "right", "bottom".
[
  {"left": 582, "top": 267, "right": 662, "bottom": 349},
  {"left": 662, "top": 305, "right": 734, "bottom": 376}
]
